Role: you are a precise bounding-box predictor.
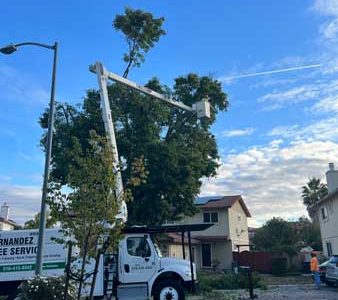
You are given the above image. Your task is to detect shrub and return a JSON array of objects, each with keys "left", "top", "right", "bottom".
[
  {"left": 271, "top": 257, "right": 287, "bottom": 276},
  {"left": 18, "top": 276, "right": 76, "bottom": 300},
  {"left": 198, "top": 271, "right": 264, "bottom": 292}
]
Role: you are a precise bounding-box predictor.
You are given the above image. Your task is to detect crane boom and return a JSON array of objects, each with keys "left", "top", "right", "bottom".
[
  {"left": 94, "top": 62, "right": 127, "bottom": 223},
  {"left": 91, "top": 61, "right": 211, "bottom": 224}
]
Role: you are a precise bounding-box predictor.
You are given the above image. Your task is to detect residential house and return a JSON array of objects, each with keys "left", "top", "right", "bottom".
[
  {"left": 160, "top": 195, "right": 251, "bottom": 270},
  {"left": 309, "top": 163, "right": 338, "bottom": 257},
  {"left": 0, "top": 203, "right": 18, "bottom": 231}
]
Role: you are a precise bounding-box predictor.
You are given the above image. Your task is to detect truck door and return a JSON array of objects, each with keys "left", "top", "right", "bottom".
[{"left": 120, "top": 235, "right": 156, "bottom": 283}]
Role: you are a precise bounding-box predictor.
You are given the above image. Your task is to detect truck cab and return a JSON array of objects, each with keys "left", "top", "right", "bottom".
[{"left": 114, "top": 233, "right": 194, "bottom": 300}]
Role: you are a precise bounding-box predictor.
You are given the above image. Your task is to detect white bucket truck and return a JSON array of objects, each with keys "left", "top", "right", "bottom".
[
  {"left": 0, "top": 224, "right": 212, "bottom": 299},
  {"left": 0, "top": 63, "right": 212, "bottom": 299}
]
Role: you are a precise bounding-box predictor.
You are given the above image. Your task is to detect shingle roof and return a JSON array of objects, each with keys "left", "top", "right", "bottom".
[
  {"left": 195, "top": 195, "right": 251, "bottom": 217},
  {"left": 0, "top": 217, "right": 18, "bottom": 227}
]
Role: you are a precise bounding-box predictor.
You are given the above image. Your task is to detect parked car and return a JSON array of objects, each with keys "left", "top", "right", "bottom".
[
  {"left": 319, "top": 260, "right": 330, "bottom": 283},
  {"left": 325, "top": 255, "right": 338, "bottom": 286}
]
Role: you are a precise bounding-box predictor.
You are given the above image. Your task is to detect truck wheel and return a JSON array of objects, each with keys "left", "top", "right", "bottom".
[{"left": 153, "top": 279, "right": 185, "bottom": 300}]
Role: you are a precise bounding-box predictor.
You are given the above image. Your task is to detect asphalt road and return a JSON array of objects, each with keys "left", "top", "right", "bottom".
[{"left": 189, "top": 284, "right": 338, "bottom": 300}]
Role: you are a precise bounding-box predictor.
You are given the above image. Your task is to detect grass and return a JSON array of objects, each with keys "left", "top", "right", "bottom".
[{"left": 197, "top": 270, "right": 266, "bottom": 293}]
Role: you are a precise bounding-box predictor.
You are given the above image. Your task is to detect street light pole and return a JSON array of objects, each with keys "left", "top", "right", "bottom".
[{"left": 0, "top": 41, "right": 58, "bottom": 276}]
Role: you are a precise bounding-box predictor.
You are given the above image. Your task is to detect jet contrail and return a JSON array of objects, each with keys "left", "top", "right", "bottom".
[{"left": 220, "top": 64, "right": 321, "bottom": 81}]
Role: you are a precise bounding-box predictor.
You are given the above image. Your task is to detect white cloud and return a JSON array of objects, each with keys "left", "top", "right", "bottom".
[
  {"left": 0, "top": 184, "right": 41, "bottom": 225},
  {"left": 221, "top": 127, "right": 255, "bottom": 138},
  {"left": 201, "top": 140, "right": 338, "bottom": 226},
  {"left": 268, "top": 116, "right": 338, "bottom": 142},
  {"left": 258, "top": 79, "right": 338, "bottom": 110},
  {"left": 321, "top": 19, "right": 338, "bottom": 40},
  {"left": 310, "top": 95, "right": 338, "bottom": 113},
  {"left": 312, "top": 0, "right": 338, "bottom": 17}
]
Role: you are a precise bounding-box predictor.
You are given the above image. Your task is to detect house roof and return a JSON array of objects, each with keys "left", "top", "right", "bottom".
[
  {"left": 195, "top": 195, "right": 251, "bottom": 217},
  {"left": 164, "top": 233, "right": 200, "bottom": 244},
  {"left": 123, "top": 223, "right": 213, "bottom": 234},
  {"left": 308, "top": 189, "right": 338, "bottom": 212},
  {"left": 0, "top": 217, "right": 17, "bottom": 227}
]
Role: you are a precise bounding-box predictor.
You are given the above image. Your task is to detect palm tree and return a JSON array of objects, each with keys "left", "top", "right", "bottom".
[{"left": 301, "top": 177, "right": 328, "bottom": 207}]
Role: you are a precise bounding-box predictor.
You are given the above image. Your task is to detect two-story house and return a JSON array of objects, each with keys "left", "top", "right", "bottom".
[
  {"left": 309, "top": 163, "right": 338, "bottom": 257},
  {"left": 159, "top": 195, "right": 251, "bottom": 270}
]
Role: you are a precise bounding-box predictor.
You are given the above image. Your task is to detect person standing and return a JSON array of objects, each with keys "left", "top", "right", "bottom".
[{"left": 310, "top": 252, "right": 321, "bottom": 289}]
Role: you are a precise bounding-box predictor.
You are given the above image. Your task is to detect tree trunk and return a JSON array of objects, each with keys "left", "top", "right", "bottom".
[{"left": 77, "top": 229, "right": 91, "bottom": 300}]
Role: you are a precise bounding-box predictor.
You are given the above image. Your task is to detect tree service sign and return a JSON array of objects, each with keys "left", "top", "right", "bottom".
[{"left": 0, "top": 229, "right": 66, "bottom": 281}]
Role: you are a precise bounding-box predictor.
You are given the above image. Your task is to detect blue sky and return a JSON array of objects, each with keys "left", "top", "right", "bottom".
[{"left": 1, "top": 0, "right": 338, "bottom": 226}]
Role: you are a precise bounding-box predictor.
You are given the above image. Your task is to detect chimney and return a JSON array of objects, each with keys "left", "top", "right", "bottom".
[
  {"left": 326, "top": 163, "right": 338, "bottom": 194},
  {"left": 0, "top": 203, "right": 9, "bottom": 220}
]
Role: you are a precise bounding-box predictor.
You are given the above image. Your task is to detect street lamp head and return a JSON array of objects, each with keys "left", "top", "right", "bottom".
[{"left": 0, "top": 44, "right": 17, "bottom": 55}]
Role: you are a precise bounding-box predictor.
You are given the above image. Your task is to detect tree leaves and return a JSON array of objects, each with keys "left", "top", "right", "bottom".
[
  {"left": 113, "top": 8, "right": 166, "bottom": 78},
  {"left": 301, "top": 177, "right": 328, "bottom": 207}
]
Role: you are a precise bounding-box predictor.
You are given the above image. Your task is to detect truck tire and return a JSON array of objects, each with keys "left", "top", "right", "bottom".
[{"left": 153, "top": 279, "right": 185, "bottom": 300}]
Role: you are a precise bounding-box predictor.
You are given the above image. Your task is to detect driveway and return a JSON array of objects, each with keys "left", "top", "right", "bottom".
[{"left": 189, "top": 284, "right": 338, "bottom": 300}]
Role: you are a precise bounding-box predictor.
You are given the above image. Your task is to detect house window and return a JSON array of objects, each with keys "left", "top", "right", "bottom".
[
  {"left": 203, "top": 212, "right": 218, "bottom": 223},
  {"left": 326, "top": 242, "right": 333, "bottom": 257},
  {"left": 238, "top": 213, "right": 242, "bottom": 222},
  {"left": 321, "top": 206, "right": 328, "bottom": 221}
]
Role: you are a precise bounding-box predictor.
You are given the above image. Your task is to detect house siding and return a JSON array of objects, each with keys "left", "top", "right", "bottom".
[
  {"left": 176, "top": 208, "right": 230, "bottom": 238},
  {"left": 162, "top": 196, "right": 250, "bottom": 270},
  {"left": 318, "top": 196, "right": 338, "bottom": 256},
  {"left": 228, "top": 201, "right": 250, "bottom": 251}
]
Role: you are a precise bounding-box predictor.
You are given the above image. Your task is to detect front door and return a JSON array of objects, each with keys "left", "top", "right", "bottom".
[
  {"left": 201, "top": 244, "right": 212, "bottom": 267},
  {"left": 120, "top": 235, "right": 156, "bottom": 283}
]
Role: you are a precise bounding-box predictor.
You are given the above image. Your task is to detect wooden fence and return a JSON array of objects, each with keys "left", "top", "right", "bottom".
[{"left": 233, "top": 250, "right": 300, "bottom": 273}]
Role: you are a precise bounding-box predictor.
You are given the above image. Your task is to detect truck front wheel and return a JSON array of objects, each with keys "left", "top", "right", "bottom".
[{"left": 153, "top": 279, "right": 185, "bottom": 300}]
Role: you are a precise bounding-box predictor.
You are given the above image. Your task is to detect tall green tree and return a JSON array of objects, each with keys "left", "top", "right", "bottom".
[
  {"left": 253, "top": 218, "right": 297, "bottom": 254},
  {"left": 40, "top": 9, "right": 228, "bottom": 226},
  {"left": 295, "top": 216, "right": 322, "bottom": 250},
  {"left": 301, "top": 177, "right": 328, "bottom": 207},
  {"left": 47, "top": 131, "right": 121, "bottom": 299},
  {"left": 253, "top": 217, "right": 323, "bottom": 253}
]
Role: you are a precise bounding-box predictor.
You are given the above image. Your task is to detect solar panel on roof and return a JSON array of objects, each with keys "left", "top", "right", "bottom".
[{"left": 194, "top": 196, "right": 223, "bottom": 205}]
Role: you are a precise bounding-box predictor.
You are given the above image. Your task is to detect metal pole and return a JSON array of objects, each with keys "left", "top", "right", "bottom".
[
  {"left": 181, "top": 230, "right": 186, "bottom": 260},
  {"left": 35, "top": 42, "right": 58, "bottom": 275},
  {"left": 64, "top": 242, "right": 73, "bottom": 300},
  {"left": 187, "top": 230, "right": 195, "bottom": 294}
]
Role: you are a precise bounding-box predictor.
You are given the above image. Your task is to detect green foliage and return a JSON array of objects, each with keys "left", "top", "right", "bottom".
[
  {"left": 271, "top": 257, "right": 287, "bottom": 276},
  {"left": 198, "top": 271, "right": 264, "bottom": 292},
  {"left": 113, "top": 8, "right": 166, "bottom": 77},
  {"left": 47, "top": 131, "right": 121, "bottom": 256},
  {"left": 295, "top": 216, "right": 322, "bottom": 250},
  {"left": 253, "top": 218, "right": 296, "bottom": 253},
  {"left": 47, "top": 131, "right": 122, "bottom": 297},
  {"left": 301, "top": 177, "right": 328, "bottom": 207},
  {"left": 23, "top": 211, "right": 55, "bottom": 229},
  {"left": 18, "top": 276, "right": 76, "bottom": 300},
  {"left": 41, "top": 78, "right": 227, "bottom": 226},
  {"left": 253, "top": 216, "right": 322, "bottom": 254},
  {"left": 39, "top": 8, "right": 227, "bottom": 226}
]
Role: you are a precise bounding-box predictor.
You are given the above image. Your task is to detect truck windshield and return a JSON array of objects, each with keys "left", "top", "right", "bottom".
[{"left": 151, "top": 236, "right": 163, "bottom": 258}]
